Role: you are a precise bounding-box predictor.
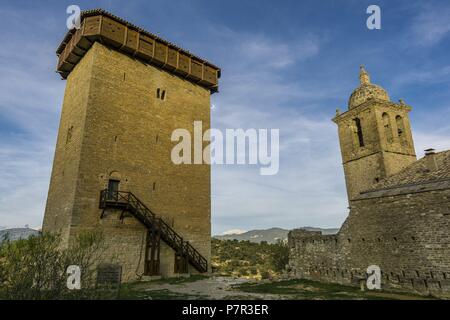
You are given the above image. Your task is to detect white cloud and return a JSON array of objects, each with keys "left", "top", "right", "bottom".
[
  {"left": 0, "top": 135, "right": 54, "bottom": 228},
  {"left": 0, "top": 6, "right": 63, "bottom": 228},
  {"left": 414, "top": 130, "right": 450, "bottom": 157},
  {"left": 238, "top": 34, "right": 320, "bottom": 69},
  {"left": 410, "top": 4, "right": 450, "bottom": 46},
  {"left": 221, "top": 229, "right": 247, "bottom": 235},
  {"left": 207, "top": 27, "right": 351, "bottom": 235},
  {"left": 3, "top": 3, "right": 449, "bottom": 237},
  {"left": 392, "top": 65, "right": 450, "bottom": 87}
]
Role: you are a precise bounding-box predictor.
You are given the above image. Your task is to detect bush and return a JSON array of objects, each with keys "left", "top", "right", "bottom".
[
  {"left": 211, "top": 238, "right": 290, "bottom": 278},
  {"left": 0, "top": 230, "right": 109, "bottom": 300},
  {"left": 270, "top": 240, "right": 289, "bottom": 272}
]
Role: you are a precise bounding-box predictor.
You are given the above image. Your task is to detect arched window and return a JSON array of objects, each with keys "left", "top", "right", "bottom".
[
  {"left": 396, "top": 115, "right": 408, "bottom": 146},
  {"left": 382, "top": 112, "right": 393, "bottom": 143},
  {"left": 396, "top": 115, "right": 404, "bottom": 136},
  {"left": 353, "top": 118, "right": 364, "bottom": 147}
]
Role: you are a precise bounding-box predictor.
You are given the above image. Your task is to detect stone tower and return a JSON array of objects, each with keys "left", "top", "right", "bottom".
[
  {"left": 42, "top": 9, "right": 220, "bottom": 280},
  {"left": 333, "top": 66, "right": 416, "bottom": 201}
]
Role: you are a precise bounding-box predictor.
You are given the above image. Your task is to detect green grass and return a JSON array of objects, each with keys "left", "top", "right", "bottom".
[
  {"left": 232, "top": 278, "right": 434, "bottom": 300},
  {"left": 148, "top": 274, "right": 209, "bottom": 285},
  {"left": 118, "top": 284, "right": 207, "bottom": 300},
  {"left": 122, "top": 289, "right": 207, "bottom": 300},
  {"left": 118, "top": 275, "right": 209, "bottom": 300},
  {"left": 118, "top": 276, "right": 436, "bottom": 300}
]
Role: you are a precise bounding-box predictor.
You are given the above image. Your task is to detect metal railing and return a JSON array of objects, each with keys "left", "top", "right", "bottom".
[{"left": 99, "top": 189, "right": 208, "bottom": 273}]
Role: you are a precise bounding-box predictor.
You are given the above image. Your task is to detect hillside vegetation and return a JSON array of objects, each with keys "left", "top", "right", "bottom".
[
  {"left": 211, "top": 238, "right": 289, "bottom": 279},
  {"left": 214, "top": 227, "right": 339, "bottom": 243}
]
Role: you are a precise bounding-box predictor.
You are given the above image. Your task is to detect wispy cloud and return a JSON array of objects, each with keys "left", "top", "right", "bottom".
[
  {"left": 238, "top": 34, "right": 320, "bottom": 69},
  {"left": 410, "top": 4, "right": 450, "bottom": 46},
  {"left": 393, "top": 65, "right": 450, "bottom": 87},
  {"left": 414, "top": 130, "right": 450, "bottom": 157},
  {"left": 1, "top": 1, "right": 450, "bottom": 236},
  {"left": 208, "top": 25, "right": 350, "bottom": 234},
  {"left": 0, "top": 5, "right": 63, "bottom": 228},
  {"left": 0, "top": 135, "right": 53, "bottom": 228}
]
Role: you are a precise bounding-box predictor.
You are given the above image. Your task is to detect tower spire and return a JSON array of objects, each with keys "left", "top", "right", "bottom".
[{"left": 359, "top": 65, "right": 371, "bottom": 85}]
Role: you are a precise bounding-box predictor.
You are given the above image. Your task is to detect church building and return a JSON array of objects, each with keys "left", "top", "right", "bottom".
[{"left": 288, "top": 66, "right": 450, "bottom": 297}]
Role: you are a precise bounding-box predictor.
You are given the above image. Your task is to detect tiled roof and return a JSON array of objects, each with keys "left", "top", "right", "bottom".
[{"left": 358, "top": 150, "right": 450, "bottom": 198}]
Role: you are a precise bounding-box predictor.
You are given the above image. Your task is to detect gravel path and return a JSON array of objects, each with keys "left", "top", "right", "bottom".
[{"left": 143, "top": 276, "right": 287, "bottom": 300}]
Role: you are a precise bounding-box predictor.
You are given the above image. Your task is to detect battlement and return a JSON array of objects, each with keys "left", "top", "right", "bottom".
[{"left": 56, "top": 9, "right": 220, "bottom": 92}]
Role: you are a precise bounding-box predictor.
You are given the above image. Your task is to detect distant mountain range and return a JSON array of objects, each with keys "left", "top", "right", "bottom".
[
  {"left": 0, "top": 228, "right": 40, "bottom": 242},
  {"left": 214, "top": 227, "right": 339, "bottom": 244},
  {"left": 0, "top": 226, "right": 339, "bottom": 244}
]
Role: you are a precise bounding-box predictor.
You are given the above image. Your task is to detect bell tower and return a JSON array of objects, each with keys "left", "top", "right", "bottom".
[{"left": 333, "top": 66, "right": 416, "bottom": 201}]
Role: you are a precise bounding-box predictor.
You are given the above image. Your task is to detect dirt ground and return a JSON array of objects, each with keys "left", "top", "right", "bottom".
[
  {"left": 146, "top": 277, "right": 285, "bottom": 299},
  {"left": 120, "top": 276, "right": 436, "bottom": 300}
]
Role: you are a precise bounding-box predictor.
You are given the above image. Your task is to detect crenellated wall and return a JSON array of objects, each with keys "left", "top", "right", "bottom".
[{"left": 288, "top": 185, "right": 450, "bottom": 297}]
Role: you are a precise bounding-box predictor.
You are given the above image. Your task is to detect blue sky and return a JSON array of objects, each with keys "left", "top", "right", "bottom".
[{"left": 1, "top": 0, "right": 450, "bottom": 234}]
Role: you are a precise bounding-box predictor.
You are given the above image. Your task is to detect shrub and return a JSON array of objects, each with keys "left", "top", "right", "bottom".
[
  {"left": 211, "top": 238, "right": 290, "bottom": 278},
  {"left": 0, "top": 230, "right": 109, "bottom": 300},
  {"left": 270, "top": 240, "right": 289, "bottom": 272}
]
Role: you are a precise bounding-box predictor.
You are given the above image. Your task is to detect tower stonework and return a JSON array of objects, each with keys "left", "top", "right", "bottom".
[
  {"left": 333, "top": 66, "right": 416, "bottom": 201},
  {"left": 42, "top": 10, "right": 220, "bottom": 281}
]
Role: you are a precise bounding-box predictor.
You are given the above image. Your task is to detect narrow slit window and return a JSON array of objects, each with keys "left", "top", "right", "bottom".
[
  {"left": 353, "top": 118, "right": 364, "bottom": 147},
  {"left": 66, "top": 126, "right": 74, "bottom": 144},
  {"left": 382, "top": 112, "right": 393, "bottom": 143}
]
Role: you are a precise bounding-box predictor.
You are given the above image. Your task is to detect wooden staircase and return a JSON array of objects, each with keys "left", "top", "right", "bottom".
[{"left": 99, "top": 189, "right": 208, "bottom": 273}]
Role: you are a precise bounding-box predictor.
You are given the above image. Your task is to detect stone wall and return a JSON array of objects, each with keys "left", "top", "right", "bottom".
[
  {"left": 288, "top": 186, "right": 450, "bottom": 297},
  {"left": 42, "top": 45, "right": 96, "bottom": 247},
  {"left": 44, "top": 42, "right": 212, "bottom": 281}
]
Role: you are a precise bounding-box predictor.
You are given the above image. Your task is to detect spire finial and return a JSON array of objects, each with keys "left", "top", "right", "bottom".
[{"left": 359, "top": 65, "right": 371, "bottom": 85}]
